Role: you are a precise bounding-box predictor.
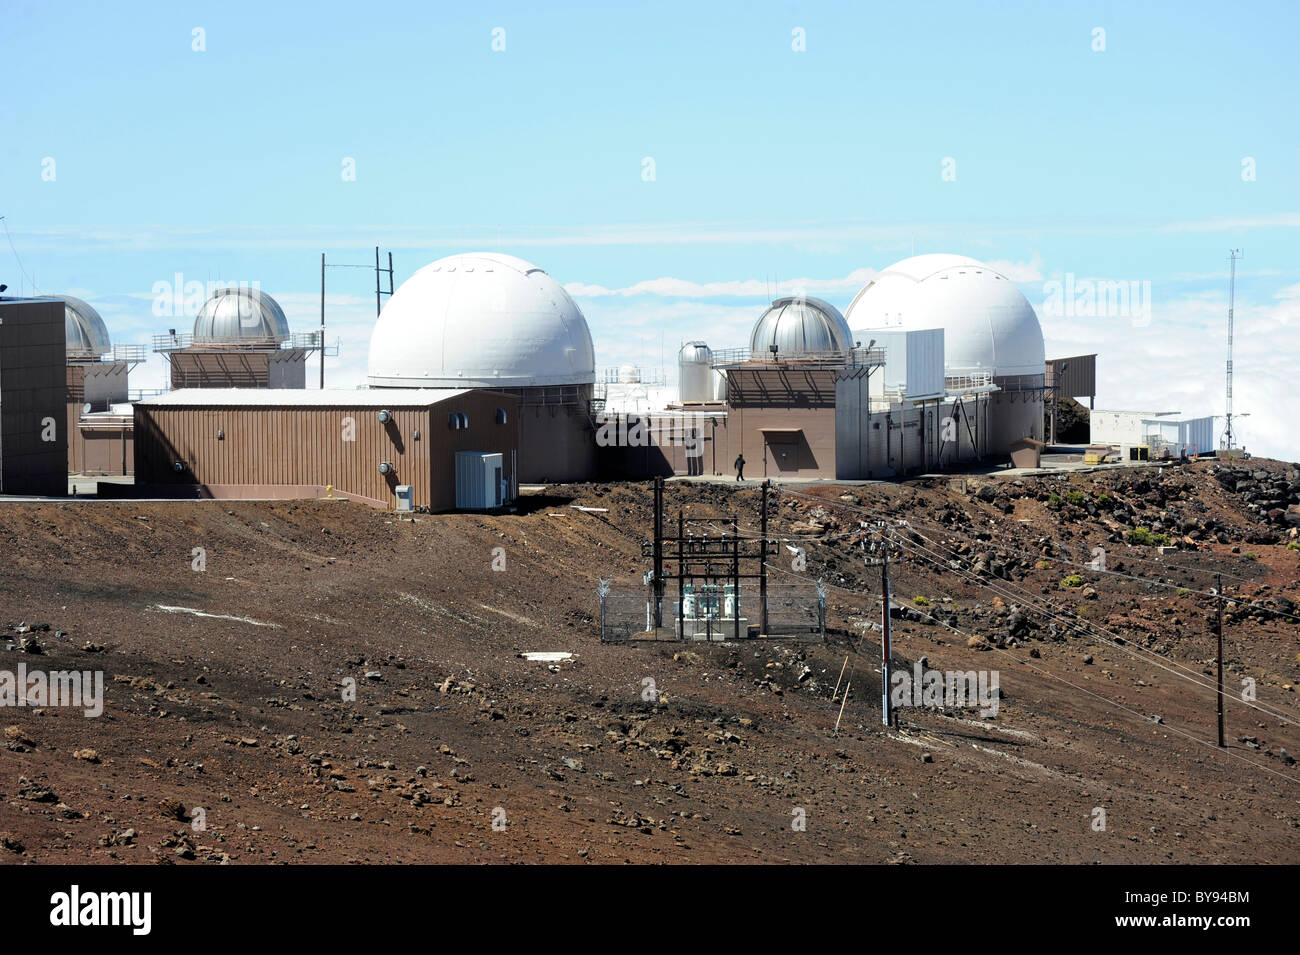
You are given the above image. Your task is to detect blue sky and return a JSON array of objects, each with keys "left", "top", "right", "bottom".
[{"left": 4, "top": 0, "right": 1298, "bottom": 456}]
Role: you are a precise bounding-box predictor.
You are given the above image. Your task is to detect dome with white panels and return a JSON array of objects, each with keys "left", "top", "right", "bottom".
[
  {"left": 845, "top": 254, "right": 1044, "bottom": 377},
  {"left": 368, "top": 252, "right": 595, "bottom": 388}
]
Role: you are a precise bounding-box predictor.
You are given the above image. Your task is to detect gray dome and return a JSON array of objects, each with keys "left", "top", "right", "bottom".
[
  {"left": 62, "top": 295, "right": 112, "bottom": 356},
  {"left": 750, "top": 296, "right": 852, "bottom": 356},
  {"left": 193, "top": 287, "right": 289, "bottom": 342}
]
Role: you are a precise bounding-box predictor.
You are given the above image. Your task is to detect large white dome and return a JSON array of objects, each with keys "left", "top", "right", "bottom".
[
  {"left": 845, "top": 254, "right": 1045, "bottom": 377},
  {"left": 368, "top": 252, "right": 595, "bottom": 388}
]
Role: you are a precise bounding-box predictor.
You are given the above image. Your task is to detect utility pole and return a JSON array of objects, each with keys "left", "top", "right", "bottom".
[
  {"left": 652, "top": 477, "right": 664, "bottom": 628},
  {"left": 1216, "top": 573, "right": 1225, "bottom": 747},
  {"left": 881, "top": 529, "right": 894, "bottom": 727},
  {"left": 677, "top": 509, "right": 685, "bottom": 640},
  {"left": 1223, "top": 249, "right": 1242, "bottom": 451},
  {"left": 863, "top": 521, "right": 901, "bottom": 727},
  {"left": 732, "top": 515, "right": 740, "bottom": 642},
  {"left": 759, "top": 480, "right": 770, "bottom": 635},
  {"left": 319, "top": 253, "right": 326, "bottom": 389}
]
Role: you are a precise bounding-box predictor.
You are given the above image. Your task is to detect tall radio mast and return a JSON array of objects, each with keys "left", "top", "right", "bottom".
[{"left": 1222, "top": 249, "right": 1242, "bottom": 450}]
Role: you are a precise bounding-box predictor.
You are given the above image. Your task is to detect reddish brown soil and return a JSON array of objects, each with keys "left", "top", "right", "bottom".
[{"left": 1, "top": 460, "right": 1297, "bottom": 864}]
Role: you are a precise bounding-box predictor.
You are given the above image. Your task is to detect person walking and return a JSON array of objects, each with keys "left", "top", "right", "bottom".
[{"left": 734, "top": 453, "right": 745, "bottom": 481}]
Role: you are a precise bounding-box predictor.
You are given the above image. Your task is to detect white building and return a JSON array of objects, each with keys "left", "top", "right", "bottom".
[
  {"left": 1091, "top": 410, "right": 1214, "bottom": 459},
  {"left": 846, "top": 254, "right": 1045, "bottom": 455}
]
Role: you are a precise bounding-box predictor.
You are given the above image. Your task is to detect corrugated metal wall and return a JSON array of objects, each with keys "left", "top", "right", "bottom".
[
  {"left": 1180, "top": 415, "right": 1214, "bottom": 454},
  {"left": 135, "top": 390, "right": 518, "bottom": 510},
  {"left": 1047, "top": 354, "right": 1096, "bottom": 399}
]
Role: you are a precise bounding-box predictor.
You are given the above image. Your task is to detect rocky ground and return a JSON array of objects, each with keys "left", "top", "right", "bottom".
[{"left": 0, "top": 458, "right": 1297, "bottom": 864}]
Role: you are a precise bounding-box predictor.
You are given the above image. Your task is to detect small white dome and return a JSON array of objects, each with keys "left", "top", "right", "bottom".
[
  {"left": 62, "top": 295, "right": 112, "bottom": 356},
  {"left": 193, "top": 288, "right": 289, "bottom": 342},
  {"left": 617, "top": 362, "right": 640, "bottom": 383},
  {"left": 845, "top": 254, "right": 1044, "bottom": 377},
  {"left": 368, "top": 252, "right": 595, "bottom": 388},
  {"left": 750, "top": 296, "right": 852, "bottom": 356}
]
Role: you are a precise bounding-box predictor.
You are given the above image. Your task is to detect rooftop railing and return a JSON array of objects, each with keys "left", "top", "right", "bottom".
[
  {"left": 711, "top": 346, "right": 885, "bottom": 368},
  {"left": 601, "top": 367, "right": 668, "bottom": 386},
  {"left": 67, "top": 343, "right": 148, "bottom": 363},
  {"left": 152, "top": 331, "right": 324, "bottom": 352},
  {"left": 109, "top": 344, "right": 148, "bottom": 362},
  {"left": 943, "top": 369, "right": 996, "bottom": 393}
]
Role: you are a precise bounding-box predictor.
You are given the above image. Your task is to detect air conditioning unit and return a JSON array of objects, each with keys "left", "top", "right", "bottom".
[{"left": 455, "top": 452, "right": 507, "bottom": 509}]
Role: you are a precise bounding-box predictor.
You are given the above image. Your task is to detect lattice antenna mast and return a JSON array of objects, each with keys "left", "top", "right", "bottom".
[{"left": 1223, "top": 249, "right": 1242, "bottom": 450}]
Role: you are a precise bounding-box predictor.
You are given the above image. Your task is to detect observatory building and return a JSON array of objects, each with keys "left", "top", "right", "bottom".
[
  {"left": 63, "top": 295, "right": 142, "bottom": 476},
  {"left": 845, "top": 254, "right": 1045, "bottom": 454},
  {"left": 123, "top": 247, "right": 1088, "bottom": 508},
  {"left": 604, "top": 258, "right": 1061, "bottom": 480},
  {"left": 153, "top": 287, "right": 320, "bottom": 389},
  {"left": 368, "top": 252, "right": 597, "bottom": 482}
]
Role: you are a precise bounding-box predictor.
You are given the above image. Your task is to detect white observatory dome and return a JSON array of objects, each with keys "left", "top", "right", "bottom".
[
  {"left": 62, "top": 295, "right": 112, "bottom": 356},
  {"left": 368, "top": 252, "right": 596, "bottom": 388},
  {"left": 845, "top": 254, "right": 1045, "bottom": 377},
  {"left": 193, "top": 287, "right": 290, "bottom": 342},
  {"left": 750, "top": 296, "right": 852, "bottom": 357}
]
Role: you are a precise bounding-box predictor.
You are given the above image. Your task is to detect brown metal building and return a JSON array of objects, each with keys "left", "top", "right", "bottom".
[
  {"left": 65, "top": 353, "right": 140, "bottom": 477},
  {"left": 0, "top": 298, "right": 68, "bottom": 495},
  {"left": 67, "top": 407, "right": 134, "bottom": 476},
  {"left": 598, "top": 349, "right": 993, "bottom": 481},
  {"left": 156, "top": 337, "right": 318, "bottom": 389},
  {"left": 134, "top": 388, "right": 519, "bottom": 510}
]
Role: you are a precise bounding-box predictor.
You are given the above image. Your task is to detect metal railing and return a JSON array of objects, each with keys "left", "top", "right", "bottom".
[
  {"left": 989, "top": 372, "right": 1045, "bottom": 393},
  {"left": 507, "top": 385, "right": 589, "bottom": 407},
  {"left": 711, "top": 345, "right": 884, "bottom": 368},
  {"left": 601, "top": 366, "right": 667, "bottom": 386},
  {"left": 944, "top": 370, "right": 996, "bottom": 393},
  {"left": 66, "top": 343, "right": 148, "bottom": 363},
  {"left": 152, "top": 331, "right": 323, "bottom": 352},
  {"left": 110, "top": 343, "right": 148, "bottom": 362},
  {"left": 285, "top": 331, "right": 324, "bottom": 350}
]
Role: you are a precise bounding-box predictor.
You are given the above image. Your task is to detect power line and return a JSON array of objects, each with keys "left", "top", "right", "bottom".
[
  {"left": 878, "top": 561, "right": 1300, "bottom": 787},
  {"left": 756, "top": 514, "right": 1300, "bottom": 729},
  {"left": 0, "top": 216, "right": 36, "bottom": 293},
  {"left": 773, "top": 526, "right": 1299, "bottom": 786},
  {"left": 892, "top": 527, "right": 1300, "bottom": 728},
  {"left": 778, "top": 486, "right": 1298, "bottom": 622}
]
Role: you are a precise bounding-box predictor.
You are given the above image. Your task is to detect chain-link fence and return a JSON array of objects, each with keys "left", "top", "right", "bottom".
[{"left": 597, "top": 578, "right": 825, "bottom": 643}]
